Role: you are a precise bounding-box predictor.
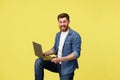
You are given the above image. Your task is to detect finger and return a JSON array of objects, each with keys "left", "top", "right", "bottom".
[{"left": 51, "top": 58, "right": 55, "bottom": 62}]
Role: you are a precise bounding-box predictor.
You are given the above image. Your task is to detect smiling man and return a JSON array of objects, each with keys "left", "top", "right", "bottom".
[{"left": 34, "top": 13, "right": 82, "bottom": 80}]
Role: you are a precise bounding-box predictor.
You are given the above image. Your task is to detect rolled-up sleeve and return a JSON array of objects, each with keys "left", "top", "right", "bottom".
[
  {"left": 72, "top": 33, "right": 82, "bottom": 59},
  {"left": 51, "top": 47, "right": 56, "bottom": 53}
]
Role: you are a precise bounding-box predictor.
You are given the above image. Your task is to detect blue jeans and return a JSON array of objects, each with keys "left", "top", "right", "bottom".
[{"left": 34, "top": 58, "right": 74, "bottom": 80}]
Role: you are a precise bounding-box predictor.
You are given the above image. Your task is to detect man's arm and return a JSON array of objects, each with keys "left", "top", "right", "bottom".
[{"left": 43, "top": 49, "right": 54, "bottom": 56}]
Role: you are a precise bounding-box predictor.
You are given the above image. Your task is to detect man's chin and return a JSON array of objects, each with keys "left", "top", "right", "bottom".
[
  {"left": 60, "top": 29, "right": 66, "bottom": 32},
  {"left": 60, "top": 27, "right": 68, "bottom": 32}
]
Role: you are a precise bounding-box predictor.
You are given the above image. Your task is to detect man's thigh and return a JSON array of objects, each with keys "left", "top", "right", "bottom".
[
  {"left": 43, "top": 60, "right": 59, "bottom": 73},
  {"left": 60, "top": 72, "right": 74, "bottom": 80}
]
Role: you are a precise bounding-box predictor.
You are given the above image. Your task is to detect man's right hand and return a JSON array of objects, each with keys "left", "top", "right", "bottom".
[
  {"left": 43, "top": 50, "right": 54, "bottom": 56},
  {"left": 43, "top": 52, "right": 50, "bottom": 56}
]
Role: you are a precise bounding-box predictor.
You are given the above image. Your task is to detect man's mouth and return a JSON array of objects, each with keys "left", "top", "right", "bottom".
[{"left": 61, "top": 26, "right": 65, "bottom": 29}]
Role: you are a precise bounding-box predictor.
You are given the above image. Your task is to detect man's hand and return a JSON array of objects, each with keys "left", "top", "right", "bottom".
[
  {"left": 43, "top": 50, "right": 54, "bottom": 56},
  {"left": 43, "top": 52, "right": 50, "bottom": 56},
  {"left": 51, "top": 58, "right": 62, "bottom": 63}
]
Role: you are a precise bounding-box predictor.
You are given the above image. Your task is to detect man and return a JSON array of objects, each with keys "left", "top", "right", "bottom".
[{"left": 34, "top": 13, "right": 82, "bottom": 80}]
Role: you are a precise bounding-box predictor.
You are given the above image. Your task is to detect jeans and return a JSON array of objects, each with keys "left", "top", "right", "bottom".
[{"left": 34, "top": 58, "right": 74, "bottom": 80}]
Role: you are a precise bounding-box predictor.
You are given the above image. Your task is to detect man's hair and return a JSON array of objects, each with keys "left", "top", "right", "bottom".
[{"left": 57, "top": 13, "right": 70, "bottom": 21}]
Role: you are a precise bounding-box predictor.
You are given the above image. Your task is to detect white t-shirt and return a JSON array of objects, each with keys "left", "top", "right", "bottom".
[{"left": 58, "top": 29, "right": 69, "bottom": 64}]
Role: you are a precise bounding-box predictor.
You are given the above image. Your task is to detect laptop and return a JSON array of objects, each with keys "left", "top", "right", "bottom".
[{"left": 32, "top": 42, "right": 54, "bottom": 60}]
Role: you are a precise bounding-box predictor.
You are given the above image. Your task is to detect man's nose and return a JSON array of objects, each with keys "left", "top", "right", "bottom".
[{"left": 61, "top": 23, "right": 64, "bottom": 26}]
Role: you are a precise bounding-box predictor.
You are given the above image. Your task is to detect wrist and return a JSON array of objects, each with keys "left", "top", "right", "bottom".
[{"left": 59, "top": 57, "right": 65, "bottom": 62}]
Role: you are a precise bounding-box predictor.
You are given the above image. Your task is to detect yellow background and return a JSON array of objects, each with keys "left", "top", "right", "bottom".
[{"left": 0, "top": 0, "right": 120, "bottom": 80}]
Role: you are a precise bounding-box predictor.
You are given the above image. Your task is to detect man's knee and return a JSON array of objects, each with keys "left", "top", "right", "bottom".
[{"left": 35, "top": 58, "right": 43, "bottom": 68}]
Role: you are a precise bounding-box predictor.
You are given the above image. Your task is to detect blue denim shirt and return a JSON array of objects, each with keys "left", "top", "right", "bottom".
[{"left": 51, "top": 28, "right": 82, "bottom": 75}]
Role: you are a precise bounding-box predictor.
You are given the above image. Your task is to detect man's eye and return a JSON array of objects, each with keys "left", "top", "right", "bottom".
[{"left": 59, "top": 21, "right": 62, "bottom": 23}]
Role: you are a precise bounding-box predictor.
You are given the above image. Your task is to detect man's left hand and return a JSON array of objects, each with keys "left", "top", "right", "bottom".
[{"left": 51, "top": 58, "right": 62, "bottom": 63}]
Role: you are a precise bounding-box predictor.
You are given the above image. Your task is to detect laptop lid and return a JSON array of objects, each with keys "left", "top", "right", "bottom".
[{"left": 32, "top": 42, "right": 44, "bottom": 58}]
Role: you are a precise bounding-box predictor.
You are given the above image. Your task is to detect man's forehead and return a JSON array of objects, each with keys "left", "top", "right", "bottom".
[{"left": 58, "top": 17, "right": 68, "bottom": 21}]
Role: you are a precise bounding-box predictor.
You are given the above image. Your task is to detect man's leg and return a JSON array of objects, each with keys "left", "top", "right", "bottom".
[
  {"left": 60, "top": 72, "right": 74, "bottom": 80},
  {"left": 34, "top": 58, "right": 58, "bottom": 80}
]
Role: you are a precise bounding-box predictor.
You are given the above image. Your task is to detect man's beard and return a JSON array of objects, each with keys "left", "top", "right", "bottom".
[{"left": 60, "top": 26, "right": 68, "bottom": 32}]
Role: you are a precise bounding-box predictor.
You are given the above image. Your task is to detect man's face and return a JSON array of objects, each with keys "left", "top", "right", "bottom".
[{"left": 58, "top": 17, "right": 70, "bottom": 32}]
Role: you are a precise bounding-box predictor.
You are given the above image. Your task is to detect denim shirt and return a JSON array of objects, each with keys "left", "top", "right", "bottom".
[{"left": 51, "top": 28, "right": 82, "bottom": 75}]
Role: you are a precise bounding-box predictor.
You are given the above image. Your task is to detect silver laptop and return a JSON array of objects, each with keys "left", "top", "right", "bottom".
[{"left": 32, "top": 42, "right": 53, "bottom": 60}]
